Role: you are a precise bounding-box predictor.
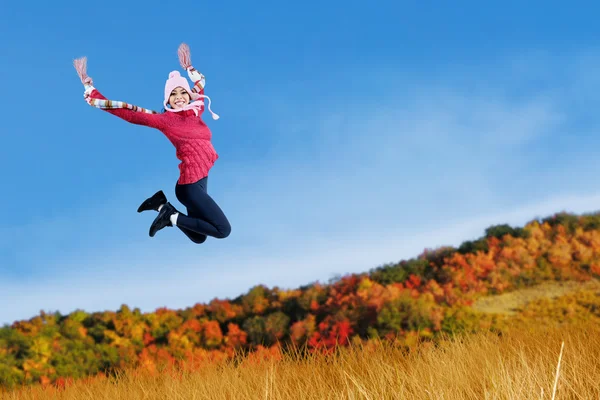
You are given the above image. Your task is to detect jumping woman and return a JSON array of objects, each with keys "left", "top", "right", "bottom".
[{"left": 73, "top": 44, "right": 231, "bottom": 244}]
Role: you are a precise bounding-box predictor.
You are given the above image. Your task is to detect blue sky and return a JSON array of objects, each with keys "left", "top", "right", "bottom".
[{"left": 2, "top": 0, "right": 600, "bottom": 325}]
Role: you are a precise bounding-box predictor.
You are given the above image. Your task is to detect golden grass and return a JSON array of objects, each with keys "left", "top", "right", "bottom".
[
  {"left": 472, "top": 279, "right": 600, "bottom": 315},
  {"left": 3, "top": 321, "right": 599, "bottom": 400}
]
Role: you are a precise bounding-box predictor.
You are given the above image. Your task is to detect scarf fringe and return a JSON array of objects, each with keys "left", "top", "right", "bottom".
[
  {"left": 178, "top": 43, "right": 192, "bottom": 70},
  {"left": 73, "top": 56, "right": 94, "bottom": 86}
]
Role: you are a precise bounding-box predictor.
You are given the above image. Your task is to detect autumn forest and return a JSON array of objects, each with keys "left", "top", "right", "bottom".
[{"left": 2, "top": 211, "right": 600, "bottom": 390}]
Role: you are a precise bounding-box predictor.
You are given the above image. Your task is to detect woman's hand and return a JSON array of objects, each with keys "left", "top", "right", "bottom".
[
  {"left": 83, "top": 84, "right": 95, "bottom": 105},
  {"left": 187, "top": 67, "right": 204, "bottom": 83}
]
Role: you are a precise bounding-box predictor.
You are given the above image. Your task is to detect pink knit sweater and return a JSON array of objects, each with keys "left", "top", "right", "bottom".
[{"left": 89, "top": 89, "right": 218, "bottom": 185}]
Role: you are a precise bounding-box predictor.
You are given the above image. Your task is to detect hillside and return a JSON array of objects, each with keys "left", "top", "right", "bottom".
[{"left": 1, "top": 211, "right": 600, "bottom": 390}]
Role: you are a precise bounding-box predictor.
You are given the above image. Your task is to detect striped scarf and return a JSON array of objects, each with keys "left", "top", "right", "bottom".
[
  {"left": 74, "top": 43, "right": 218, "bottom": 119},
  {"left": 84, "top": 87, "right": 158, "bottom": 114}
]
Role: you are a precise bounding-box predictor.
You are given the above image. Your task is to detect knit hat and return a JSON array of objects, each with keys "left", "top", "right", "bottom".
[
  {"left": 163, "top": 70, "right": 200, "bottom": 109},
  {"left": 163, "top": 70, "right": 219, "bottom": 119}
]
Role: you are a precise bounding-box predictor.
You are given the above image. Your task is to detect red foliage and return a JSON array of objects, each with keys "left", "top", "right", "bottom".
[
  {"left": 143, "top": 332, "right": 155, "bottom": 346},
  {"left": 310, "top": 299, "right": 319, "bottom": 311},
  {"left": 225, "top": 323, "right": 247, "bottom": 348},
  {"left": 181, "top": 319, "right": 202, "bottom": 333},
  {"left": 308, "top": 317, "right": 353, "bottom": 350}
]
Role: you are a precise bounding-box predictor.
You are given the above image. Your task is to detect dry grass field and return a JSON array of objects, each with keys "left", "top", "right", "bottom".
[{"left": 3, "top": 321, "right": 598, "bottom": 399}]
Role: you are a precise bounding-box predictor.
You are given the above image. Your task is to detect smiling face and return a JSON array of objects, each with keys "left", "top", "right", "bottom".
[{"left": 168, "top": 86, "right": 191, "bottom": 109}]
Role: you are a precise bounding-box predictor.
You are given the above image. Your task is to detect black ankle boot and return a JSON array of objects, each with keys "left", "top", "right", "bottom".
[
  {"left": 149, "top": 202, "right": 177, "bottom": 237},
  {"left": 138, "top": 190, "right": 167, "bottom": 213}
]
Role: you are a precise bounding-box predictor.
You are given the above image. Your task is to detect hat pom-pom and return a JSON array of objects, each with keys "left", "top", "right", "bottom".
[{"left": 178, "top": 43, "right": 192, "bottom": 69}]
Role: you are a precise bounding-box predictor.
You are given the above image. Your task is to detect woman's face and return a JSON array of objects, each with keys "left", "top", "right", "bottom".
[{"left": 169, "top": 87, "right": 191, "bottom": 109}]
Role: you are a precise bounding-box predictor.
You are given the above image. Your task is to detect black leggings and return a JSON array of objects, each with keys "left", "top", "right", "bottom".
[{"left": 174, "top": 176, "right": 231, "bottom": 244}]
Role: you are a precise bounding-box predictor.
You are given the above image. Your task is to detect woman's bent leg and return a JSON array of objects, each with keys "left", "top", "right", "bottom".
[{"left": 175, "top": 178, "right": 231, "bottom": 239}]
